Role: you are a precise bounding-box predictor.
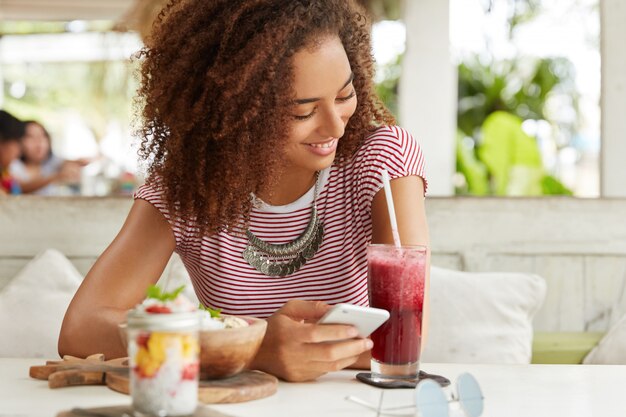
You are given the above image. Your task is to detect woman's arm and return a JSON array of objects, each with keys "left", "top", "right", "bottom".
[
  {"left": 19, "top": 161, "right": 82, "bottom": 194},
  {"left": 19, "top": 174, "right": 60, "bottom": 194},
  {"left": 370, "top": 175, "right": 431, "bottom": 347},
  {"left": 58, "top": 199, "right": 176, "bottom": 358}
]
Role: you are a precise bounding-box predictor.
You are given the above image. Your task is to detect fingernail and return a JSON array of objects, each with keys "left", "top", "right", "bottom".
[
  {"left": 365, "top": 339, "right": 374, "bottom": 349},
  {"left": 347, "top": 327, "right": 359, "bottom": 337}
]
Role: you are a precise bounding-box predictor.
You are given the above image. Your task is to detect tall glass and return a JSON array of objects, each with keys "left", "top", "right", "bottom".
[{"left": 368, "top": 244, "right": 427, "bottom": 379}]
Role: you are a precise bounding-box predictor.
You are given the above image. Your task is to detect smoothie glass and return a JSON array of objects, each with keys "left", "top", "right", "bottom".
[{"left": 368, "top": 244, "right": 427, "bottom": 379}]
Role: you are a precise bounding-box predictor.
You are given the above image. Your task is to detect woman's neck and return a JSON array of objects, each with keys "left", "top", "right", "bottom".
[{"left": 256, "top": 168, "right": 317, "bottom": 206}]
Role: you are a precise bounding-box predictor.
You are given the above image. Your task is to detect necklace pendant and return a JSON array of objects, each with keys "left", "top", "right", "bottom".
[
  {"left": 259, "top": 259, "right": 270, "bottom": 276},
  {"left": 267, "top": 262, "right": 282, "bottom": 277},
  {"left": 243, "top": 171, "right": 324, "bottom": 277},
  {"left": 302, "top": 242, "right": 316, "bottom": 260}
]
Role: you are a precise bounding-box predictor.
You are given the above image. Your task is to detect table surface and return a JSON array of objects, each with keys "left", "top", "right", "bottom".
[{"left": 2, "top": 358, "right": 626, "bottom": 417}]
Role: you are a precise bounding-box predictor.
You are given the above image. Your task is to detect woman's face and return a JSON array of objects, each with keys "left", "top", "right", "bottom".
[
  {"left": 22, "top": 123, "right": 50, "bottom": 164},
  {"left": 283, "top": 36, "right": 357, "bottom": 176}
]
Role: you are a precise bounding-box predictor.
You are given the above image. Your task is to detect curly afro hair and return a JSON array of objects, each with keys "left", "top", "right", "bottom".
[{"left": 137, "top": 0, "right": 395, "bottom": 236}]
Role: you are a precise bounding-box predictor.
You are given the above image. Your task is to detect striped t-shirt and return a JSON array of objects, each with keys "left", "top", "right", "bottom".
[{"left": 135, "top": 125, "right": 426, "bottom": 318}]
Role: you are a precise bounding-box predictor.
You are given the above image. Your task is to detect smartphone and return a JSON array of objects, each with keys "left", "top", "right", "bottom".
[{"left": 317, "top": 303, "right": 390, "bottom": 338}]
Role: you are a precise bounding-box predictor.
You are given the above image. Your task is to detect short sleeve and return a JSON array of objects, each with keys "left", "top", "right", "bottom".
[
  {"left": 352, "top": 125, "right": 427, "bottom": 215},
  {"left": 134, "top": 180, "right": 189, "bottom": 254}
]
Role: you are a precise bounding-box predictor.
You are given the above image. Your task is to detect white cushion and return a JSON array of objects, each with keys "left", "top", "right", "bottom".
[
  {"left": 421, "top": 266, "right": 547, "bottom": 364},
  {"left": 0, "top": 249, "right": 82, "bottom": 358},
  {"left": 156, "top": 253, "right": 198, "bottom": 306},
  {"left": 583, "top": 314, "right": 626, "bottom": 364}
]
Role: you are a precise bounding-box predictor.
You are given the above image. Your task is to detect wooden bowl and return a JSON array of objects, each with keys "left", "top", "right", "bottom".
[{"left": 199, "top": 316, "right": 267, "bottom": 380}]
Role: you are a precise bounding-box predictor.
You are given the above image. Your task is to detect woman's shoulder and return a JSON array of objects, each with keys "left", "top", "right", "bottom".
[
  {"left": 350, "top": 125, "right": 421, "bottom": 163},
  {"left": 134, "top": 176, "right": 168, "bottom": 205},
  {"left": 362, "top": 125, "right": 417, "bottom": 147},
  {"left": 342, "top": 124, "right": 426, "bottom": 182}
]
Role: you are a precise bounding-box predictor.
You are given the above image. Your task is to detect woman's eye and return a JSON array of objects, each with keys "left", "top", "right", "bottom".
[
  {"left": 294, "top": 109, "right": 316, "bottom": 121},
  {"left": 293, "top": 91, "right": 355, "bottom": 121},
  {"left": 337, "top": 90, "right": 356, "bottom": 102}
]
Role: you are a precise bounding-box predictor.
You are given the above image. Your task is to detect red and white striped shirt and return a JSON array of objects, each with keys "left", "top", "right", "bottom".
[{"left": 135, "top": 125, "right": 426, "bottom": 318}]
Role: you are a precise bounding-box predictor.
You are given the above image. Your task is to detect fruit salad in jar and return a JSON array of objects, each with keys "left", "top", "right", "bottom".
[{"left": 127, "top": 285, "right": 200, "bottom": 416}]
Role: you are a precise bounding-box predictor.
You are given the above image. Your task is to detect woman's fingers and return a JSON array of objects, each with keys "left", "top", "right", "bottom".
[
  {"left": 312, "top": 354, "right": 362, "bottom": 373},
  {"left": 277, "top": 299, "right": 331, "bottom": 321},
  {"left": 306, "top": 336, "right": 373, "bottom": 363},
  {"left": 296, "top": 322, "right": 358, "bottom": 343}
]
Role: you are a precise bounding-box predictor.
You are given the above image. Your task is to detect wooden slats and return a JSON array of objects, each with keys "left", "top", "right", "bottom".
[{"left": 2, "top": 196, "right": 626, "bottom": 333}]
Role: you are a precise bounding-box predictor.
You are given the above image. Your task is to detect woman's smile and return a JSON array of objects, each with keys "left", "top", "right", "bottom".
[{"left": 304, "top": 138, "right": 338, "bottom": 156}]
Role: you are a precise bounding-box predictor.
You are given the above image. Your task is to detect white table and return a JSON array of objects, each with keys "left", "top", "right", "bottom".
[{"left": 1, "top": 358, "right": 625, "bottom": 417}]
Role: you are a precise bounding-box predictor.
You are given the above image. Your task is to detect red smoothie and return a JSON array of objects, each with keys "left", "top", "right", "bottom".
[{"left": 368, "top": 246, "right": 425, "bottom": 367}]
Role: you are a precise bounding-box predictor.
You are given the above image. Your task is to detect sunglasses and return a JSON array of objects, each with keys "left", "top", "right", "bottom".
[
  {"left": 416, "top": 373, "right": 484, "bottom": 417},
  {"left": 346, "top": 372, "right": 484, "bottom": 417}
]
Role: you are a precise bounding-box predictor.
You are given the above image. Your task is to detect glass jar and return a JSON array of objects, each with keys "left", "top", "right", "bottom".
[{"left": 127, "top": 310, "right": 200, "bottom": 416}]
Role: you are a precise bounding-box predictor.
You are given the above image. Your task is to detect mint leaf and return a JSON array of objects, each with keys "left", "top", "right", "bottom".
[
  {"left": 146, "top": 285, "right": 185, "bottom": 302},
  {"left": 199, "top": 303, "right": 222, "bottom": 318},
  {"left": 146, "top": 285, "right": 163, "bottom": 300},
  {"left": 163, "top": 285, "right": 185, "bottom": 301}
]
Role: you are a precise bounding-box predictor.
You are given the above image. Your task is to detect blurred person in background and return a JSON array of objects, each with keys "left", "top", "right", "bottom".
[
  {"left": 0, "top": 110, "right": 26, "bottom": 195},
  {"left": 10, "top": 121, "right": 89, "bottom": 195}
]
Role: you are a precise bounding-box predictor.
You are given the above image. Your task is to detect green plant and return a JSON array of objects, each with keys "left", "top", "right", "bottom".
[
  {"left": 375, "top": 53, "right": 402, "bottom": 117},
  {"left": 460, "top": 111, "right": 572, "bottom": 196},
  {"left": 456, "top": 56, "right": 577, "bottom": 196}
]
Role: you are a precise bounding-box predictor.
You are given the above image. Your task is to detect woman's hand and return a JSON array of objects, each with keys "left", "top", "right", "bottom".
[
  {"left": 58, "top": 161, "right": 83, "bottom": 183},
  {"left": 250, "top": 300, "right": 373, "bottom": 382}
]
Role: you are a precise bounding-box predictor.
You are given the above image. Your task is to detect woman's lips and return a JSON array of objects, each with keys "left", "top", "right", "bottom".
[{"left": 304, "top": 138, "right": 338, "bottom": 156}]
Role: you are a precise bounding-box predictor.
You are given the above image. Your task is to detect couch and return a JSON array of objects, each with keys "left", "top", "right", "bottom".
[{"left": 3, "top": 196, "right": 626, "bottom": 364}]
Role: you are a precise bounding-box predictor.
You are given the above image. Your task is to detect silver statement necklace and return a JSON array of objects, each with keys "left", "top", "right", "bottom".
[{"left": 243, "top": 172, "right": 324, "bottom": 277}]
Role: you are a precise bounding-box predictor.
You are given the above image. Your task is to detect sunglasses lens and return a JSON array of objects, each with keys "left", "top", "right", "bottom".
[
  {"left": 415, "top": 379, "right": 448, "bottom": 417},
  {"left": 457, "top": 373, "right": 484, "bottom": 417}
]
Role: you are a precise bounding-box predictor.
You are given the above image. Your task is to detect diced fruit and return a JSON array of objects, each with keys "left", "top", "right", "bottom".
[
  {"left": 135, "top": 346, "right": 161, "bottom": 378},
  {"left": 137, "top": 333, "right": 150, "bottom": 348},
  {"left": 181, "top": 363, "right": 199, "bottom": 380},
  {"left": 145, "top": 305, "right": 172, "bottom": 314}
]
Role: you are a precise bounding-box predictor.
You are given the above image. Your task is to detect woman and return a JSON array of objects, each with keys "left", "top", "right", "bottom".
[
  {"left": 10, "top": 121, "right": 85, "bottom": 195},
  {"left": 59, "top": 0, "right": 429, "bottom": 382},
  {"left": 0, "top": 110, "right": 25, "bottom": 195}
]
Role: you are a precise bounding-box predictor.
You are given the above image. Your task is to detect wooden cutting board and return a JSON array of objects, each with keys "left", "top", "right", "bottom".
[
  {"left": 30, "top": 354, "right": 129, "bottom": 388},
  {"left": 106, "top": 369, "right": 278, "bottom": 404}
]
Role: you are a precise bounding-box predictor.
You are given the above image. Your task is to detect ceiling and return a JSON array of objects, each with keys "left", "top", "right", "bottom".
[{"left": 0, "top": 0, "right": 133, "bottom": 21}]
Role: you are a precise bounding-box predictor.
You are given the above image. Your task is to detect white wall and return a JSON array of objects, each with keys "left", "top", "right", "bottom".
[
  {"left": 601, "top": 0, "right": 626, "bottom": 197},
  {"left": 399, "top": 0, "right": 456, "bottom": 196}
]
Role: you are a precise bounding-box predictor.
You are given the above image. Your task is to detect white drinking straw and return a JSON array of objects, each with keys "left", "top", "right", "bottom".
[{"left": 380, "top": 169, "right": 402, "bottom": 248}]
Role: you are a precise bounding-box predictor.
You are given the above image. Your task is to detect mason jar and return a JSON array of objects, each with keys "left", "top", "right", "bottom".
[{"left": 127, "top": 310, "right": 200, "bottom": 416}]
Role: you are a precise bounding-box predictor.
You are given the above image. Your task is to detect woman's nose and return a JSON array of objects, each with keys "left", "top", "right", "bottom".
[{"left": 318, "top": 105, "right": 345, "bottom": 139}]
